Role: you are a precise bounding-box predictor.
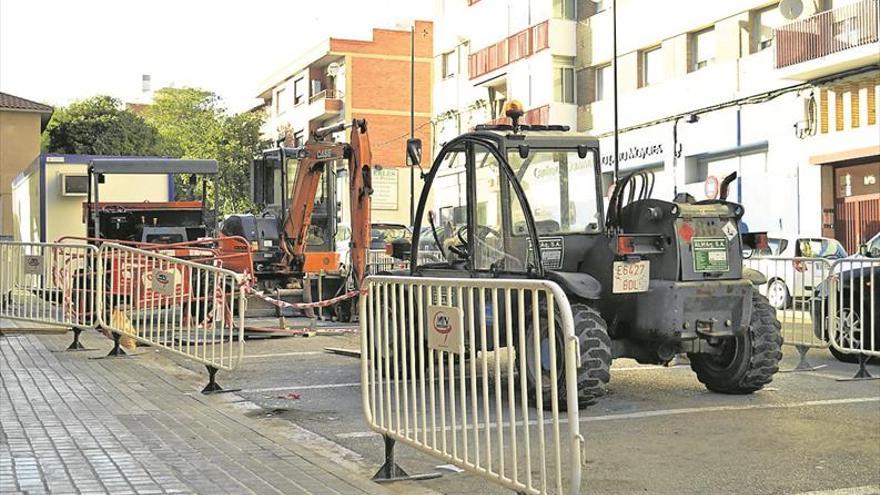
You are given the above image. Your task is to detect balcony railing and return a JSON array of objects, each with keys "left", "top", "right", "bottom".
[
  {"left": 308, "top": 89, "right": 343, "bottom": 104},
  {"left": 486, "top": 105, "right": 550, "bottom": 126},
  {"left": 469, "top": 21, "right": 550, "bottom": 79},
  {"left": 775, "top": 0, "right": 878, "bottom": 68}
]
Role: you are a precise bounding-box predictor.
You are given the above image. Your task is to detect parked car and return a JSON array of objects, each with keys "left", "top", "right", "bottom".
[
  {"left": 336, "top": 223, "right": 412, "bottom": 271},
  {"left": 745, "top": 233, "right": 847, "bottom": 309},
  {"left": 811, "top": 234, "right": 879, "bottom": 362},
  {"left": 369, "top": 223, "right": 411, "bottom": 250}
]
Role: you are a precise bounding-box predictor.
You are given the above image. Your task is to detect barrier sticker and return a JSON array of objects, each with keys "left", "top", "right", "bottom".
[
  {"left": 23, "top": 255, "right": 44, "bottom": 275},
  {"left": 152, "top": 269, "right": 177, "bottom": 297},
  {"left": 427, "top": 305, "right": 464, "bottom": 354}
]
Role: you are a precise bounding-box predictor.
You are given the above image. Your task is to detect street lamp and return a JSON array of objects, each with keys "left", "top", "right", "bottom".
[{"left": 590, "top": 0, "right": 619, "bottom": 182}]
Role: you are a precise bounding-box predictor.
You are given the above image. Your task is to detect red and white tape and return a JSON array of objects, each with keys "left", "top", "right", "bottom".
[{"left": 243, "top": 285, "right": 365, "bottom": 310}]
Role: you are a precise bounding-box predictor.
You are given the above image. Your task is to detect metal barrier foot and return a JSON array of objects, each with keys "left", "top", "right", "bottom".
[
  {"left": 371, "top": 435, "right": 442, "bottom": 483},
  {"left": 781, "top": 345, "right": 827, "bottom": 373},
  {"left": 66, "top": 327, "right": 90, "bottom": 351},
  {"left": 837, "top": 355, "right": 880, "bottom": 382},
  {"left": 105, "top": 332, "right": 128, "bottom": 357},
  {"left": 201, "top": 365, "right": 240, "bottom": 395}
]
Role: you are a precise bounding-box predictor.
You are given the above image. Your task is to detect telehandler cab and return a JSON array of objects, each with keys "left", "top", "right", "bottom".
[{"left": 391, "top": 102, "right": 783, "bottom": 407}]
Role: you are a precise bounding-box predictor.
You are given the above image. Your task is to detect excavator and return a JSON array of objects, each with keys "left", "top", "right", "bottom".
[{"left": 221, "top": 119, "right": 373, "bottom": 321}]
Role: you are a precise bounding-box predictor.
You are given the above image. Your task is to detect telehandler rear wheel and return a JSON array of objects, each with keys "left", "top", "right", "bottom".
[
  {"left": 524, "top": 302, "right": 611, "bottom": 409},
  {"left": 689, "top": 293, "right": 783, "bottom": 394}
]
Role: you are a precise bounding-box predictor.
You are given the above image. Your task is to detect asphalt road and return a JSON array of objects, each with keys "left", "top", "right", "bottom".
[{"left": 190, "top": 324, "right": 880, "bottom": 495}]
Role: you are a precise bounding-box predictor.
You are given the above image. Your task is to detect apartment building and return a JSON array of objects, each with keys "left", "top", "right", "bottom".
[
  {"left": 578, "top": 0, "right": 879, "bottom": 250},
  {"left": 256, "top": 21, "right": 433, "bottom": 225},
  {"left": 432, "top": 0, "right": 585, "bottom": 145}
]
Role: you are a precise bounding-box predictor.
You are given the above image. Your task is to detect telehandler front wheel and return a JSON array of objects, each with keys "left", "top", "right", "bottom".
[
  {"left": 689, "top": 293, "right": 783, "bottom": 394},
  {"left": 524, "top": 302, "right": 611, "bottom": 409}
]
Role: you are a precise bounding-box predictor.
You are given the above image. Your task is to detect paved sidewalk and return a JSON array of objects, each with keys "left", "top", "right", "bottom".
[{"left": 0, "top": 330, "right": 392, "bottom": 495}]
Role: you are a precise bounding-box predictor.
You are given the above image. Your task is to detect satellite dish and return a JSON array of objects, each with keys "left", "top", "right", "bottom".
[
  {"left": 326, "top": 62, "right": 340, "bottom": 77},
  {"left": 779, "top": 0, "right": 803, "bottom": 20}
]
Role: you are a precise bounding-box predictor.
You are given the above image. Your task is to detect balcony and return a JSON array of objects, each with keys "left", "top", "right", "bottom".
[
  {"left": 774, "top": 0, "right": 879, "bottom": 80},
  {"left": 306, "top": 89, "right": 344, "bottom": 122},
  {"left": 468, "top": 21, "right": 550, "bottom": 80}
]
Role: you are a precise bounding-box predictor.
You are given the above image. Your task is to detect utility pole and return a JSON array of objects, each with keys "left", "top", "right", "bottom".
[
  {"left": 409, "top": 23, "right": 416, "bottom": 225},
  {"left": 613, "top": 0, "right": 619, "bottom": 183}
]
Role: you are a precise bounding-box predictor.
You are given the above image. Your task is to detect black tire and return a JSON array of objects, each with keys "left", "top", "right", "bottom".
[
  {"left": 689, "top": 293, "right": 783, "bottom": 394},
  {"left": 524, "top": 302, "right": 611, "bottom": 409},
  {"left": 334, "top": 297, "right": 353, "bottom": 323}
]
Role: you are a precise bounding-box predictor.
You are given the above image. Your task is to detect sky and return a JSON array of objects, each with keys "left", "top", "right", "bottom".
[{"left": 0, "top": 0, "right": 433, "bottom": 113}]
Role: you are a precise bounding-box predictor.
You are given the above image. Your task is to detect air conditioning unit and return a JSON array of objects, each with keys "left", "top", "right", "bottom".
[{"left": 60, "top": 174, "right": 89, "bottom": 196}]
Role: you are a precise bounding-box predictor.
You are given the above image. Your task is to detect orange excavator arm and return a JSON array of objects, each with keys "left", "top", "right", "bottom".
[
  {"left": 281, "top": 119, "right": 372, "bottom": 285},
  {"left": 346, "top": 119, "right": 372, "bottom": 286}
]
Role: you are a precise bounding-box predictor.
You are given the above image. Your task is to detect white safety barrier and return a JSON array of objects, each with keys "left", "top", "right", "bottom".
[
  {"left": 826, "top": 258, "right": 879, "bottom": 359},
  {"left": 0, "top": 241, "right": 100, "bottom": 330},
  {"left": 360, "top": 275, "right": 583, "bottom": 495},
  {"left": 744, "top": 256, "right": 833, "bottom": 350},
  {"left": 98, "top": 243, "right": 246, "bottom": 372},
  {"left": 366, "top": 249, "right": 447, "bottom": 275}
]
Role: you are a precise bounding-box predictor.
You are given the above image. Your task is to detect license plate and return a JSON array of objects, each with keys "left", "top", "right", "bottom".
[{"left": 613, "top": 260, "right": 650, "bottom": 293}]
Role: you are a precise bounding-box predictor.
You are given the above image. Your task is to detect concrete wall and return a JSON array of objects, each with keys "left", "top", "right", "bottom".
[{"left": 0, "top": 110, "right": 43, "bottom": 237}]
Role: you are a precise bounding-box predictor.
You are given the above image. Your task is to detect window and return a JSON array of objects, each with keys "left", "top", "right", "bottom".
[
  {"left": 275, "top": 87, "right": 290, "bottom": 114},
  {"left": 753, "top": 4, "right": 784, "bottom": 52},
  {"left": 293, "top": 130, "right": 304, "bottom": 147},
  {"left": 553, "top": 0, "right": 575, "bottom": 20},
  {"left": 595, "top": 64, "right": 612, "bottom": 101},
  {"left": 508, "top": 149, "right": 602, "bottom": 236},
  {"left": 293, "top": 77, "right": 304, "bottom": 105},
  {"left": 442, "top": 51, "right": 456, "bottom": 79},
  {"left": 554, "top": 66, "right": 576, "bottom": 103},
  {"left": 639, "top": 46, "right": 663, "bottom": 87},
  {"left": 691, "top": 27, "right": 716, "bottom": 71}
]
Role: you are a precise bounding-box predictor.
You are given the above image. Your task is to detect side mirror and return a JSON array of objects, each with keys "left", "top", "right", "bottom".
[
  {"left": 859, "top": 243, "right": 868, "bottom": 256},
  {"left": 406, "top": 138, "right": 422, "bottom": 167},
  {"left": 388, "top": 238, "right": 412, "bottom": 261}
]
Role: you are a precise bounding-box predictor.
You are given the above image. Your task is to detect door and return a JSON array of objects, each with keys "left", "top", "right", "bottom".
[{"left": 833, "top": 161, "right": 880, "bottom": 253}]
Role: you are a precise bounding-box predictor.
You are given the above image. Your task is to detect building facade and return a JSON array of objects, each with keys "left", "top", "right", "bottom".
[
  {"left": 577, "top": 0, "right": 879, "bottom": 251},
  {"left": 255, "top": 21, "right": 434, "bottom": 226},
  {"left": 432, "top": 0, "right": 583, "bottom": 145},
  {"left": 0, "top": 92, "right": 53, "bottom": 238}
]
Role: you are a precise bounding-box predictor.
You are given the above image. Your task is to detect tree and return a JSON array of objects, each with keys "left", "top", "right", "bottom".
[
  {"left": 145, "top": 87, "right": 265, "bottom": 214},
  {"left": 44, "top": 96, "right": 162, "bottom": 156}
]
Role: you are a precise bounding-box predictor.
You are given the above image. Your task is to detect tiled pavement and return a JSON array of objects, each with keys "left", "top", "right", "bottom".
[{"left": 0, "top": 330, "right": 392, "bottom": 495}]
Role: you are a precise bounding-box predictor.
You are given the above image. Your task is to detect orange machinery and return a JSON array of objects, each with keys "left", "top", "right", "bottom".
[{"left": 220, "top": 119, "right": 373, "bottom": 319}]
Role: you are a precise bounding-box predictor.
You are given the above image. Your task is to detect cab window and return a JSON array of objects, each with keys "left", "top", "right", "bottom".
[{"left": 507, "top": 149, "right": 601, "bottom": 235}]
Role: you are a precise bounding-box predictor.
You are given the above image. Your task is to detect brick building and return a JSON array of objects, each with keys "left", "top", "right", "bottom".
[{"left": 256, "top": 21, "right": 433, "bottom": 225}]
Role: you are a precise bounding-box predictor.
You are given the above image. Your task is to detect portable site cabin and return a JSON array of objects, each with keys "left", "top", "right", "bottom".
[{"left": 11, "top": 154, "right": 173, "bottom": 243}]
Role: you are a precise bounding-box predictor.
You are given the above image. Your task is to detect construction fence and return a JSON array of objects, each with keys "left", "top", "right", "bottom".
[
  {"left": 360, "top": 275, "right": 584, "bottom": 495},
  {"left": 744, "top": 255, "right": 879, "bottom": 369},
  {"left": 0, "top": 240, "right": 246, "bottom": 389}
]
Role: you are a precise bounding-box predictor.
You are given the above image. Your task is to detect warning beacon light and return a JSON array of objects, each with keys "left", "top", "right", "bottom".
[{"left": 503, "top": 99, "right": 525, "bottom": 129}]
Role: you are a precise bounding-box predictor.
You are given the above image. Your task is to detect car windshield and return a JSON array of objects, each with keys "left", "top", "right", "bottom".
[
  {"left": 371, "top": 226, "right": 409, "bottom": 243},
  {"left": 796, "top": 238, "right": 846, "bottom": 259},
  {"left": 507, "top": 149, "right": 601, "bottom": 234}
]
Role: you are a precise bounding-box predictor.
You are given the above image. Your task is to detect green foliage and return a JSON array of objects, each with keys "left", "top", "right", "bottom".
[
  {"left": 145, "top": 87, "right": 265, "bottom": 214},
  {"left": 44, "top": 96, "right": 162, "bottom": 156}
]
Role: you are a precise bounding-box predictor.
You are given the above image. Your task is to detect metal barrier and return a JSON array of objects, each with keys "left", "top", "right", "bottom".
[
  {"left": 744, "top": 256, "right": 833, "bottom": 370},
  {"left": 366, "top": 250, "right": 447, "bottom": 275},
  {"left": 0, "top": 241, "right": 100, "bottom": 347},
  {"left": 360, "top": 275, "right": 583, "bottom": 495},
  {"left": 826, "top": 258, "right": 879, "bottom": 379},
  {"left": 97, "top": 243, "right": 246, "bottom": 392}
]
